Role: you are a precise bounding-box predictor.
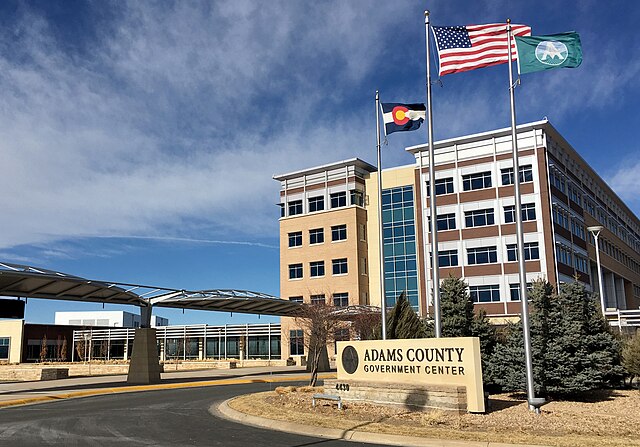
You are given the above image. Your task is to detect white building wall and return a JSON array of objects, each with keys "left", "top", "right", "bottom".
[{"left": 55, "top": 311, "right": 168, "bottom": 328}]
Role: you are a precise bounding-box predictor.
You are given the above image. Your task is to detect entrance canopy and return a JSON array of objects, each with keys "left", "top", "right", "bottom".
[{"left": 0, "top": 262, "right": 301, "bottom": 317}]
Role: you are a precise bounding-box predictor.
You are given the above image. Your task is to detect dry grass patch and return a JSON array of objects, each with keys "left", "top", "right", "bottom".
[{"left": 228, "top": 386, "right": 640, "bottom": 447}]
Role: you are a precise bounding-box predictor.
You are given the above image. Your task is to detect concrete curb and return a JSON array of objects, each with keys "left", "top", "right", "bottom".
[
  {"left": 0, "top": 373, "right": 336, "bottom": 409},
  {"left": 213, "top": 399, "right": 550, "bottom": 447}
]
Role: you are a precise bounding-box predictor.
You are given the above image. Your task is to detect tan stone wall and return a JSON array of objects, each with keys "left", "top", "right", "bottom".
[
  {"left": 0, "top": 319, "right": 24, "bottom": 364},
  {"left": 0, "top": 359, "right": 287, "bottom": 381},
  {"left": 279, "top": 206, "right": 369, "bottom": 359}
]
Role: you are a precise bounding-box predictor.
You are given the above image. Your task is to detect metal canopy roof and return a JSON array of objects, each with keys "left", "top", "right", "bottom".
[
  {"left": 0, "top": 262, "right": 302, "bottom": 317},
  {"left": 149, "top": 290, "right": 301, "bottom": 317},
  {"left": 0, "top": 263, "right": 143, "bottom": 307}
]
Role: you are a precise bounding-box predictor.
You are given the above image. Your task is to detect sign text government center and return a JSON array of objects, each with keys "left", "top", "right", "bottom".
[{"left": 274, "top": 120, "right": 640, "bottom": 360}]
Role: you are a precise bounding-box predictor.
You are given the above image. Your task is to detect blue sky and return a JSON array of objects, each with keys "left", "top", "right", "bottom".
[{"left": 1, "top": 0, "right": 638, "bottom": 325}]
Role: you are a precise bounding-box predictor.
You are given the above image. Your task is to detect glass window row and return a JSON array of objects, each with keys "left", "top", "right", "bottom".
[
  {"left": 288, "top": 258, "right": 349, "bottom": 279},
  {"left": 281, "top": 189, "right": 364, "bottom": 218},
  {"left": 287, "top": 225, "right": 347, "bottom": 248},
  {"left": 425, "top": 165, "right": 533, "bottom": 197},
  {"left": 427, "top": 204, "right": 536, "bottom": 231},
  {"left": 288, "top": 293, "right": 350, "bottom": 307},
  {"left": 434, "top": 242, "right": 540, "bottom": 267}
]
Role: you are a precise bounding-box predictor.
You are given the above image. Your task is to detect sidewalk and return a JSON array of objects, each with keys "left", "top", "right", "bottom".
[{"left": 0, "top": 365, "right": 309, "bottom": 408}]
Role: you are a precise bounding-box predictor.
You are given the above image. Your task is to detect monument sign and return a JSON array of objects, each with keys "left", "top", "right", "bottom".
[{"left": 335, "top": 337, "right": 484, "bottom": 413}]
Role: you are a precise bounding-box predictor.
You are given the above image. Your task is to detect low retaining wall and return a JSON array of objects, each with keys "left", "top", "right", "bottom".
[
  {"left": 323, "top": 379, "right": 467, "bottom": 413},
  {"left": 0, "top": 359, "right": 289, "bottom": 381},
  {"left": 0, "top": 367, "right": 69, "bottom": 381}
]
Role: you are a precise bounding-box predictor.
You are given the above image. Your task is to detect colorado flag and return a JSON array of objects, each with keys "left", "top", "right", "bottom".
[{"left": 381, "top": 103, "right": 426, "bottom": 135}]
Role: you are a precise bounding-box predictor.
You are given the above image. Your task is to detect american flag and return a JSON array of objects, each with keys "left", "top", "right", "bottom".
[{"left": 432, "top": 23, "right": 531, "bottom": 76}]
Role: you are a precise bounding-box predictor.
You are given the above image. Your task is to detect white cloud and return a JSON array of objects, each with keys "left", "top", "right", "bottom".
[
  {"left": 1, "top": 1, "right": 636, "bottom": 256},
  {"left": 0, "top": 2, "right": 404, "bottom": 251},
  {"left": 607, "top": 159, "right": 640, "bottom": 208}
]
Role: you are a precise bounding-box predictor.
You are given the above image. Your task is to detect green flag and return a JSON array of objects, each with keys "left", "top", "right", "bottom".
[{"left": 515, "top": 32, "right": 582, "bottom": 74}]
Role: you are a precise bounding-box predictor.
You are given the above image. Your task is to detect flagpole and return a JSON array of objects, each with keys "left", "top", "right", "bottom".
[
  {"left": 507, "top": 19, "right": 537, "bottom": 411},
  {"left": 425, "top": 11, "right": 441, "bottom": 337},
  {"left": 376, "top": 90, "right": 387, "bottom": 340}
]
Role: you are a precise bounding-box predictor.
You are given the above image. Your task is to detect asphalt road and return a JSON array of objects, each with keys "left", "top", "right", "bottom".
[{"left": 0, "top": 380, "right": 385, "bottom": 447}]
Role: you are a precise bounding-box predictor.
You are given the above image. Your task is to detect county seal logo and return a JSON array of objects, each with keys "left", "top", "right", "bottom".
[
  {"left": 535, "top": 41, "right": 568, "bottom": 66},
  {"left": 341, "top": 345, "right": 359, "bottom": 374}
]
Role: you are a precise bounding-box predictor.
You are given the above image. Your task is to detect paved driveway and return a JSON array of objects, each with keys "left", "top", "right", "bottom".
[{"left": 0, "top": 381, "right": 385, "bottom": 447}]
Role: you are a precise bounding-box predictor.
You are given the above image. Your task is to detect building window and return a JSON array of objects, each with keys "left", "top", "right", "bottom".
[
  {"left": 288, "top": 263, "right": 303, "bottom": 279},
  {"left": 571, "top": 220, "right": 586, "bottom": 240},
  {"left": 506, "top": 242, "right": 540, "bottom": 262},
  {"left": 350, "top": 190, "right": 364, "bottom": 206},
  {"left": 381, "top": 185, "right": 418, "bottom": 310},
  {"left": 288, "top": 231, "right": 302, "bottom": 248},
  {"left": 426, "top": 177, "right": 454, "bottom": 196},
  {"left": 330, "top": 191, "right": 347, "bottom": 208},
  {"left": 308, "top": 196, "right": 324, "bottom": 212},
  {"left": 331, "top": 224, "right": 347, "bottom": 241},
  {"left": 501, "top": 165, "right": 533, "bottom": 185},
  {"left": 333, "top": 292, "right": 349, "bottom": 307},
  {"left": 568, "top": 184, "right": 582, "bottom": 206},
  {"left": 288, "top": 200, "right": 303, "bottom": 216},
  {"left": 462, "top": 171, "right": 492, "bottom": 191},
  {"left": 438, "top": 250, "right": 458, "bottom": 267},
  {"left": 551, "top": 170, "right": 566, "bottom": 193},
  {"left": 309, "top": 228, "right": 324, "bottom": 244},
  {"left": 0, "top": 337, "right": 9, "bottom": 360},
  {"left": 470, "top": 285, "right": 501, "bottom": 303},
  {"left": 310, "top": 261, "right": 325, "bottom": 277},
  {"left": 465, "top": 209, "right": 495, "bottom": 228},
  {"left": 509, "top": 283, "right": 533, "bottom": 301},
  {"left": 289, "top": 296, "right": 303, "bottom": 303},
  {"left": 431, "top": 213, "right": 456, "bottom": 231},
  {"left": 310, "top": 294, "right": 325, "bottom": 305},
  {"left": 552, "top": 205, "right": 570, "bottom": 230},
  {"left": 332, "top": 258, "right": 348, "bottom": 275},
  {"left": 289, "top": 329, "right": 304, "bottom": 356},
  {"left": 279, "top": 203, "right": 285, "bottom": 218},
  {"left": 467, "top": 246, "right": 498, "bottom": 265},
  {"left": 575, "top": 255, "right": 589, "bottom": 273},
  {"left": 585, "top": 198, "right": 596, "bottom": 216},
  {"left": 504, "top": 203, "right": 536, "bottom": 223}
]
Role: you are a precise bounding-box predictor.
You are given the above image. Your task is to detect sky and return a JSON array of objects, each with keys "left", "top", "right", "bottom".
[{"left": 1, "top": 0, "right": 639, "bottom": 325}]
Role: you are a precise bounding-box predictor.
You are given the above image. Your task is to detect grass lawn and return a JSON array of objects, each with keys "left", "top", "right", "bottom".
[{"left": 228, "top": 386, "right": 640, "bottom": 447}]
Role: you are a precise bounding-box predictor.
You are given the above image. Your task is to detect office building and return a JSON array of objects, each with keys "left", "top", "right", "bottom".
[{"left": 274, "top": 120, "right": 640, "bottom": 359}]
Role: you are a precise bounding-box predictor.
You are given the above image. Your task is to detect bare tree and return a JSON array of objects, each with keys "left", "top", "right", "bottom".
[
  {"left": 55, "top": 336, "right": 63, "bottom": 362},
  {"left": 39, "top": 334, "right": 48, "bottom": 363},
  {"left": 99, "top": 340, "right": 109, "bottom": 360},
  {"left": 61, "top": 337, "right": 68, "bottom": 362},
  {"left": 294, "top": 302, "right": 346, "bottom": 387},
  {"left": 75, "top": 337, "right": 85, "bottom": 362},
  {"left": 350, "top": 308, "right": 382, "bottom": 340}
]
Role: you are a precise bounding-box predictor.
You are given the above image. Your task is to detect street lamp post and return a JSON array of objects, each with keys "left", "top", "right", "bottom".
[{"left": 587, "top": 225, "right": 606, "bottom": 317}]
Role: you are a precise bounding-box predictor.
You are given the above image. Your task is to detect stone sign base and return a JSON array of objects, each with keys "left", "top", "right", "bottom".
[{"left": 323, "top": 379, "right": 467, "bottom": 413}]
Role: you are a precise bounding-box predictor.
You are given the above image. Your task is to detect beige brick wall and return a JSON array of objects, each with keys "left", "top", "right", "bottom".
[
  {"left": 0, "top": 319, "right": 24, "bottom": 364},
  {"left": 279, "top": 206, "right": 369, "bottom": 359}
]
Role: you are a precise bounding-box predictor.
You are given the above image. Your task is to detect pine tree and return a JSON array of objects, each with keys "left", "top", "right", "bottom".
[
  {"left": 438, "top": 276, "right": 498, "bottom": 385},
  {"left": 472, "top": 308, "right": 497, "bottom": 386},
  {"left": 622, "top": 331, "right": 640, "bottom": 386},
  {"left": 489, "top": 280, "right": 624, "bottom": 397},
  {"left": 386, "top": 292, "right": 427, "bottom": 339},
  {"left": 440, "top": 276, "right": 474, "bottom": 337}
]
